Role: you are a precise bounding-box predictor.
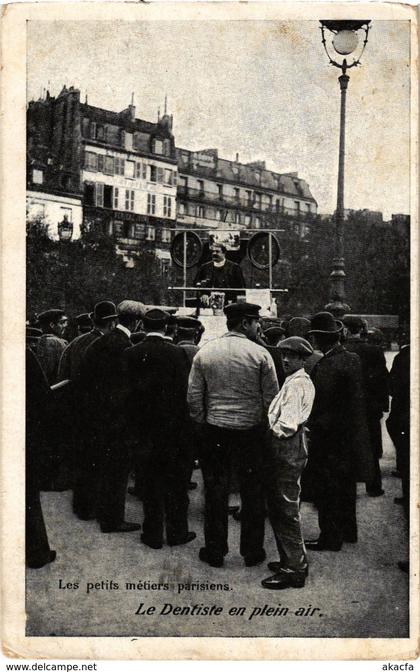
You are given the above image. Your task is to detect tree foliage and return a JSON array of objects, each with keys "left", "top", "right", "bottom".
[{"left": 27, "top": 212, "right": 410, "bottom": 321}]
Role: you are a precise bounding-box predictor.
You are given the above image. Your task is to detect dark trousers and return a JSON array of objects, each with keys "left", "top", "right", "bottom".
[
  {"left": 316, "top": 452, "right": 357, "bottom": 547},
  {"left": 366, "top": 414, "right": 383, "bottom": 493},
  {"left": 72, "top": 432, "right": 100, "bottom": 520},
  {"left": 199, "top": 423, "right": 265, "bottom": 560},
  {"left": 265, "top": 429, "right": 308, "bottom": 570},
  {"left": 26, "top": 488, "right": 53, "bottom": 567},
  {"left": 96, "top": 439, "right": 131, "bottom": 529},
  {"left": 141, "top": 434, "right": 190, "bottom": 545}
]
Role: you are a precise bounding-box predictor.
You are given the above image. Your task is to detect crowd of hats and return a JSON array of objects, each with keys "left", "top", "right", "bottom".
[{"left": 29, "top": 299, "right": 382, "bottom": 353}]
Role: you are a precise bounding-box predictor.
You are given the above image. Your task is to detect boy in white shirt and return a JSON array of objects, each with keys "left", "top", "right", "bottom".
[{"left": 262, "top": 336, "right": 316, "bottom": 590}]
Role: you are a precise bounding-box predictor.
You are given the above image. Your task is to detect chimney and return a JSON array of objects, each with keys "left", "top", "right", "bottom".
[{"left": 236, "top": 153, "right": 239, "bottom": 163}]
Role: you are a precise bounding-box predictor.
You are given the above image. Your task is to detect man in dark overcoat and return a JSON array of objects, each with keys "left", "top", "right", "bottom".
[
  {"left": 79, "top": 300, "right": 143, "bottom": 533},
  {"left": 26, "top": 347, "right": 56, "bottom": 568},
  {"left": 343, "top": 315, "right": 389, "bottom": 497},
  {"left": 124, "top": 309, "right": 195, "bottom": 549},
  {"left": 35, "top": 309, "right": 69, "bottom": 490},
  {"left": 306, "top": 312, "right": 373, "bottom": 551}
]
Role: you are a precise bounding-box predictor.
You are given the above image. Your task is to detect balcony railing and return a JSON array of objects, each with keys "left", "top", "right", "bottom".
[{"left": 177, "top": 185, "right": 313, "bottom": 218}]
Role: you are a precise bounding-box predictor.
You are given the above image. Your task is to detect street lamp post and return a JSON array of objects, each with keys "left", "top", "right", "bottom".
[{"left": 320, "top": 20, "right": 371, "bottom": 317}]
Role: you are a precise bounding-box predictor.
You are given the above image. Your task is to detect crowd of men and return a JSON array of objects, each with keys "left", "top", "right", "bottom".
[{"left": 26, "top": 298, "right": 410, "bottom": 589}]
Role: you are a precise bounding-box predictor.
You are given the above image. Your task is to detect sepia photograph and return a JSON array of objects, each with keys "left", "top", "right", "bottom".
[{"left": 1, "top": 0, "right": 418, "bottom": 661}]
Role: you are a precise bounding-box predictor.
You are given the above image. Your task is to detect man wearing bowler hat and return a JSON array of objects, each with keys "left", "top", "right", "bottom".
[
  {"left": 124, "top": 308, "right": 195, "bottom": 548},
  {"left": 262, "top": 336, "right": 315, "bottom": 590},
  {"left": 305, "top": 312, "right": 373, "bottom": 552},
  {"left": 188, "top": 302, "right": 279, "bottom": 568},
  {"left": 84, "top": 300, "right": 143, "bottom": 533}
]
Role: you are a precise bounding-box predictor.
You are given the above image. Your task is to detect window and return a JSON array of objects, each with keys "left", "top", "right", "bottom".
[
  {"left": 164, "top": 168, "right": 173, "bottom": 185},
  {"left": 234, "top": 188, "right": 240, "bottom": 201},
  {"left": 146, "top": 226, "right": 155, "bottom": 241},
  {"left": 124, "top": 133, "right": 133, "bottom": 151},
  {"left": 305, "top": 203, "right": 311, "bottom": 213},
  {"left": 245, "top": 214, "right": 251, "bottom": 227},
  {"left": 172, "top": 171, "right": 177, "bottom": 185},
  {"left": 114, "top": 220, "right": 125, "bottom": 236},
  {"left": 125, "top": 189, "right": 135, "bottom": 211},
  {"left": 104, "top": 156, "right": 114, "bottom": 175},
  {"left": 235, "top": 212, "right": 240, "bottom": 225},
  {"left": 255, "top": 216, "right": 262, "bottom": 228},
  {"left": 197, "top": 205, "right": 205, "bottom": 218},
  {"left": 295, "top": 201, "right": 301, "bottom": 214},
  {"left": 178, "top": 203, "right": 185, "bottom": 215},
  {"left": 163, "top": 139, "right": 171, "bottom": 156},
  {"left": 147, "top": 193, "right": 156, "bottom": 215},
  {"left": 275, "top": 198, "right": 280, "bottom": 212},
  {"left": 113, "top": 187, "right": 119, "bottom": 210},
  {"left": 267, "top": 195, "right": 273, "bottom": 210},
  {"left": 96, "top": 125, "right": 105, "bottom": 141},
  {"left": 95, "top": 183, "right": 104, "bottom": 207},
  {"left": 32, "top": 169, "right": 43, "bottom": 184},
  {"left": 154, "top": 139, "right": 163, "bottom": 155},
  {"left": 104, "top": 185, "right": 113, "bottom": 209},
  {"left": 216, "top": 209, "right": 222, "bottom": 221},
  {"left": 157, "top": 167, "right": 164, "bottom": 183},
  {"left": 142, "top": 163, "right": 147, "bottom": 180},
  {"left": 30, "top": 201, "right": 45, "bottom": 218},
  {"left": 179, "top": 176, "right": 187, "bottom": 188},
  {"left": 197, "top": 179, "right": 204, "bottom": 194},
  {"left": 125, "top": 160, "right": 135, "bottom": 178},
  {"left": 84, "top": 182, "right": 95, "bottom": 205},
  {"left": 97, "top": 155, "right": 104, "bottom": 173},
  {"left": 246, "top": 190, "right": 252, "bottom": 205},
  {"left": 163, "top": 196, "right": 172, "bottom": 218},
  {"left": 132, "top": 222, "right": 145, "bottom": 239},
  {"left": 90, "top": 122, "right": 96, "bottom": 139},
  {"left": 60, "top": 207, "right": 72, "bottom": 221},
  {"left": 254, "top": 192, "right": 262, "bottom": 209},
  {"left": 161, "top": 228, "right": 171, "bottom": 243},
  {"left": 150, "top": 165, "right": 157, "bottom": 182},
  {"left": 136, "top": 162, "right": 142, "bottom": 179},
  {"left": 84, "top": 152, "right": 97, "bottom": 171},
  {"left": 115, "top": 157, "right": 125, "bottom": 175},
  {"left": 217, "top": 184, "right": 223, "bottom": 199}
]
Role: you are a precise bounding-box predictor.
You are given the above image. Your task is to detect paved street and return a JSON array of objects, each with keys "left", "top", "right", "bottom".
[{"left": 26, "top": 353, "right": 409, "bottom": 639}]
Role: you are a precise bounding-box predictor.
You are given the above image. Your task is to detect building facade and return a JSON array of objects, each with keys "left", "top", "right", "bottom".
[
  {"left": 176, "top": 148, "right": 317, "bottom": 238},
  {"left": 27, "top": 87, "right": 317, "bottom": 269},
  {"left": 27, "top": 87, "right": 178, "bottom": 267}
]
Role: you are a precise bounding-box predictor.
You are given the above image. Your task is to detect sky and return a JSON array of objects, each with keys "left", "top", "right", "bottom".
[{"left": 27, "top": 19, "right": 411, "bottom": 219}]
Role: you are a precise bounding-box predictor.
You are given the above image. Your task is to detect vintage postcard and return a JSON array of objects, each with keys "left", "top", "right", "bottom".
[{"left": 0, "top": 0, "right": 418, "bottom": 661}]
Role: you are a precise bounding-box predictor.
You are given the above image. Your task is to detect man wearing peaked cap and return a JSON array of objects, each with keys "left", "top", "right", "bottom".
[
  {"left": 117, "top": 300, "right": 146, "bottom": 320},
  {"left": 76, "top": 313, "right": 93, "bottom": 336},
  {"left": 143, "top": 308, "right": 170, "bottom": 329},
  {"left": 124, "top": 307, "right": 195, "bottom": 549},
  {"left": 175, "top": 316, "right": 202, "bottom": 366},
  {"left": 34, "top": 308, "right": 70, "bottom": 490},
  {"left": 188, "top": 300, "right": 279, "bottom": 568},
  {"left": 223, "top": 301, "right": 261, "bottom": 321},
  {"left": 36, "top": 309, "right": 69, "bottom": 385},
  {"left": 262, "top": 335, "right": 315, "bottom": 590},
  {"left": 76, "top": 300, "right": 140, "bottom": 533},
  {"left": 304, "top": 311, "right": 374, "bottom": 552},
  {"left": 70, "top": 301, "right": 121, "bottom": 520}
]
